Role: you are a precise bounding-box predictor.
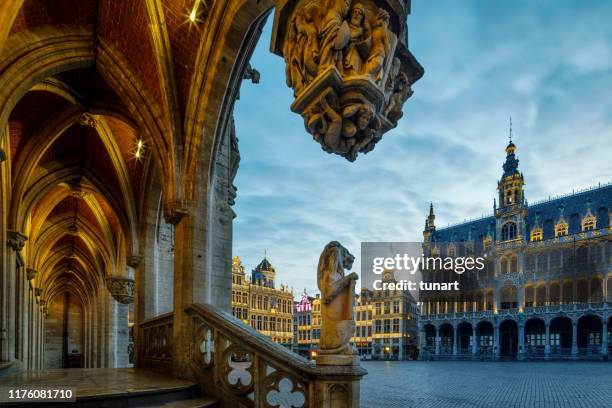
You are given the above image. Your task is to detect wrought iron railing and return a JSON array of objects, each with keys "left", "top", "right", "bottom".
[{"left": 185, "top": 303, "right": 366, "bottom": 408}]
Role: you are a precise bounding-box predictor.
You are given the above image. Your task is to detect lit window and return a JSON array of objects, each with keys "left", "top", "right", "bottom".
[
  {"left": 555, "top": 222, "right": 568, "bottom": 237},
  {"left": 582, "top": 215, "right": 596, "bottom": 231},
  {"left": 530, "top": 228, "right": 542, "bottom": 242}
]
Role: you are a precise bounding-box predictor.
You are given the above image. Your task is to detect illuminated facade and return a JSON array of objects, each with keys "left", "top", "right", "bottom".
[
  {"left": 354, "top": 270, "right": 419, "bottom": 360},
  {"left": 419, "top": 141, "right": 612, "bottom": 360},
  {"left": 231, "top": 256, "right": 294, "bottom": 347},
  {"left": 292, "top": 291, "right": 321, "bottom": 358}
]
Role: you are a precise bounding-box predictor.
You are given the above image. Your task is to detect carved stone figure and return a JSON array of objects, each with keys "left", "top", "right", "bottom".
[
  {"left": 342, "top": 4, "right": 370, "bottom": 76},
  {"left": 271, "top": 0, "right": 423, "bottom": 160},
  {"left": 318, "top": 0, "right": 352, "bottom": 73},
  {"left": 316, "top": 241, "right": 359, "bottom": 364},
  {"left": 285, "top": 6, "right": 320, "bottom": 94},
  {"left": 364, "top": 9, "right": 390, "bottom": 81}
]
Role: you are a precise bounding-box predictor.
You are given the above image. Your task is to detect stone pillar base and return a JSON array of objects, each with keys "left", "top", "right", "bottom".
[{"left": 316, "top": 354, "right": 360, "bottom": 366}]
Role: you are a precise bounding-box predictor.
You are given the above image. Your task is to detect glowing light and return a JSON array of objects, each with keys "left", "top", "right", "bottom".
[
  {"left": 134, "top": 139, "right": 145, "bottom": 160},
  {"left": 189, "top": 0, "right": 200, "bottom": 22}
]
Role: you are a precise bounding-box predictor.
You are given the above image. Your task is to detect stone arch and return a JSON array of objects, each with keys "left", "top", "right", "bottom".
[
  {"left": 550, "top": 316, "right": 572, "bottom": 349},
  {"left": 524, "top": 318, "right": 545, "bottom": 354},
  {"left": 476, "top": 320, "right": 493, "bottom": 351},
  {"left": 457, "top": 321, "right": 472, "bottom": 351},
  {"left": 0, "top": 26, "right": 179, "bottom": 211},
  {"left": 499, "top": 319, "right": 518, "bottom": 358},
  {"left": 577, "top": 314, "right": 602, "bottom": 350},
  {"left": 439, "top": 322, "right": 453, "bottom": 352},
  {"left": 423, "top": 323, "right": 436, "bottom": 349}
]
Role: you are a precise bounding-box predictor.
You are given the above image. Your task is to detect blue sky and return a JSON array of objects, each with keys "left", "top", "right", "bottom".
[{"left": 232, "top": 0, "right": 612, "bottom": 298}]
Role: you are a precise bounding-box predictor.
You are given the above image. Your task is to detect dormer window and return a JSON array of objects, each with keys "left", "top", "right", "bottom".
[
  {"left": 483, "top": 236, "right": 492, "bottom": 250},
  {"left": 530, "top": 228, "right": 542, "bottom": 242},
  {"left": 501, "top": 222, "right": 517, "bottom": 241},
  {"left": 555, "top": 222, "right": 568, "bottom": 237},
  {"left": 582, "top": 215, "right": 596, "bottom": 231}
]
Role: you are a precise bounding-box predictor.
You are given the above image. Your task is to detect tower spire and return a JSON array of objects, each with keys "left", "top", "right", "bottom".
[{"left": 509, "top": 116, "right": 513, "bottom": 143}]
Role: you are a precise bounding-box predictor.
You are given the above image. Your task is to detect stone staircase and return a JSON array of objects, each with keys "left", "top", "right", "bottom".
[{"left": 0, "top": 368, "right": 218, "bottom": 408}]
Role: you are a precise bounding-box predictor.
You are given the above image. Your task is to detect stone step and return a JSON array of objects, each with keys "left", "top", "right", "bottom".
[{"left": 142, "top": 396, "right": 219, "bottom": 408}]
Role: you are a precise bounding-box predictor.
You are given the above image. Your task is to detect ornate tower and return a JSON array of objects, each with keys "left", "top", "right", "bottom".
[
  {"left": 252, "top": 255, "right": 276, "bottom": 288},
  {"left": 495, "top": 122, "right": 526, "bottom": 243},
  {"left": 423, "top": 202, "right": 435, "bottom": 242}
]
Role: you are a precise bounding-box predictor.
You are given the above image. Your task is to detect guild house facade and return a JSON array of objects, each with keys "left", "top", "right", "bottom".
[
  {"left": 293, "top": 269, "right": 419, "bottom": 360},
  {"left": 419, "top": 140, "right": 612, "bottom": 360},
  {"left": 231, "top": 256, "right": 294, "bottom": 347}
]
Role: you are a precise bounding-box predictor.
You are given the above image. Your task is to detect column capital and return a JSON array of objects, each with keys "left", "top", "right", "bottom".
[
  {"left": 7, "top": 230, "right": 27, "bottom": 251},
  {"left": 127, "top": 255, "right": 143, "bottom": 268},
  {"left": 26, "top": 267, "right": 37, "bottom": 280},
  {"left": 106, "top": 277, "right": 135, "bottom": 304},
  {"left": 164, "top": 200, "right": 191, "bottom": 225}
]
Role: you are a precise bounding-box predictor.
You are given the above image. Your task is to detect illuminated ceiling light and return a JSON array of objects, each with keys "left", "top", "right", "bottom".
[
  {"left": 134, "top": 139, "right": 145, "bottom": 161},
  {"left": 189, "top": 0, "right": 200, "bottom": 22}
]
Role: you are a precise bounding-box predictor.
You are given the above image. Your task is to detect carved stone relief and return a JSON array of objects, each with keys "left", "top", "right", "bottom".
[
  {"left": 106, "top": 277, "right": 135, "bottom": 304},
  {"left": 272, "top": 0, "right": 423, "bottom": 161}
]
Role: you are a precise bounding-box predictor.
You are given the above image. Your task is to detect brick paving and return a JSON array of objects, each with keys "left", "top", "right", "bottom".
[{"left": 361, "top": 361, "right": 612, "bottom": 408}]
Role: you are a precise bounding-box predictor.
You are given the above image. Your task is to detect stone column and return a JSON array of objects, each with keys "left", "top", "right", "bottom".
[
  {"left": 398, "top": 337, "right": 404, "bottom": 360},
  {"left": 518, "top": 322, "right": 525, "bottom": 360},
  {"left": 494, "top": 324, "right": 500, "bottom": 360},
  {"left": 4, "top": 231, "right": 27, "bottom": 364},
  {"left": 436, "top": 325, "right": 441, "bottom": 356},
  {"left": 518, "top": 285, "right": 524, "bottom": 311},
  {"left": 544, "top": 321, "right": 551, "bottom": 359},
  {"left": 472, "top": 325, "right": 478, "bottom": 357},
  {"left": 452, "top": 324, "right": 458, "bottom": 356},
  {"left": 571, "top": 320, "right": 578, "bottom": 357},
  {"left": 602, "top": 319, "right": 608, "bottom": 358}
]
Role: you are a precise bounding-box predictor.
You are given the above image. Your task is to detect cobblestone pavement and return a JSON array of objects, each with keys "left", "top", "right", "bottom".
[{"left": 361, "top": 361, "right": 612, "bottom": 408}]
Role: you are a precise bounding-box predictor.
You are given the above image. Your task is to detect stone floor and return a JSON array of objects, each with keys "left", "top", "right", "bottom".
[
  {"left": 0, "top": 368, "right": 197, "bottom": 399},
  {"left": 361, "top": 361, "right": 612, "bottom": 408}
]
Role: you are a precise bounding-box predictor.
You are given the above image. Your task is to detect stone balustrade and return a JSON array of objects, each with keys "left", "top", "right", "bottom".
[
  {"left": 138, "top": 304, "right": 367, "bottom": 407},
  {"left": 139, "top": 312, "right": 173, "bottom": 374}
]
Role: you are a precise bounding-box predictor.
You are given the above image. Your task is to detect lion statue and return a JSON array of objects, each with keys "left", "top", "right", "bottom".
[{"left": 317, "top": 241, "right": 359, "bottom": 356}]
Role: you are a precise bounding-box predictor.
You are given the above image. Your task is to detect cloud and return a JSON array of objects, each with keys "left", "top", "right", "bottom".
[{"left": 232, "top": 0, "right": 612, "bottom": 298}]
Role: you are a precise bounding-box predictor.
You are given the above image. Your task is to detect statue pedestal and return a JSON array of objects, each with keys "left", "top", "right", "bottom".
[{"left": 316, "top": 354, "right": 360, "bottom": 366}]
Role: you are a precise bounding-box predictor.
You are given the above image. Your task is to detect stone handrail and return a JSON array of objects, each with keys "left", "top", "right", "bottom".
[
  {"left": 185, "top": 303, "right": 366, "bottom": 408},
  {"left": 138, "top": 312, "right": 173, "bottom": 374}
]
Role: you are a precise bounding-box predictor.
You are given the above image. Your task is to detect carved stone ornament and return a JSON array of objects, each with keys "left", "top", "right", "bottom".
[
  {"left": 271, "top": 0, "right": 423, "bottom": 161},
  {"left": 26, "top": 268, "right": 37, "bottom": 281},
  {"left": 78, "top": 112, "right": 97, "bottom": 128},
  {"left": 127, "top": 255, "right": 143, "bottom": 269},
  {"left": 106, "top": 277, "right": 135, "bottom": 304},
  {"left": 7, "top": 230, "right": 28, "bottom": 251}
]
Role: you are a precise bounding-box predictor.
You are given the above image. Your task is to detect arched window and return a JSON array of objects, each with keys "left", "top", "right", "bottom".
[
  {"left": 501, "top": 222, "right": 517, "bottom": 241},
  {"left": 555, "top": 222, "right": 568, "bottom": 237},
  {"left": 447, "top": 244, "right": 456, "bottom": 257},
  {"left": 582, "top": 215, "right": 596, "bottom": 231}
]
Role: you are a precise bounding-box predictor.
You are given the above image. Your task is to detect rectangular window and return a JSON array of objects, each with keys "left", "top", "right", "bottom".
[
  {"left": 375, "top": 320, "right": 381, "bottom": 334},
  {"left": 375, "top": 303, "right": 381, "bottom": 315},
  {"left": 392, "top": 318, "right": 399, "bottom": 333},
  {"left": 384, "top": 302, "right": 390, "bottom": 314},
  {"left": 393, "top": 300, "right": 400, "bottom": 314}
]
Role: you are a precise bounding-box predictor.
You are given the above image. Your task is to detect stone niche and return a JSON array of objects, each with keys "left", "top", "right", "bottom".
[{"left": 271, "top": 0, "right": 423, "bottom": 161}]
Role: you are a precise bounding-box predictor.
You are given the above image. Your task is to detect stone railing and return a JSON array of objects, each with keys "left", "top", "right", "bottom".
[
  {"left": 186, "top": 303, "right": 366, "bottom": 408},
  {"left": 139, "top": 312, "right": 173, "bottom": 374}
]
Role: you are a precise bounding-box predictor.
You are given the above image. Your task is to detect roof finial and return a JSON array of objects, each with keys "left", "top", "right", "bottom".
[
  {"left": 509, "top": 116, "right": 513, "bottom": 143},
  {"left": 264, "top": 249, "right": 267, "bottom": 260}
]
